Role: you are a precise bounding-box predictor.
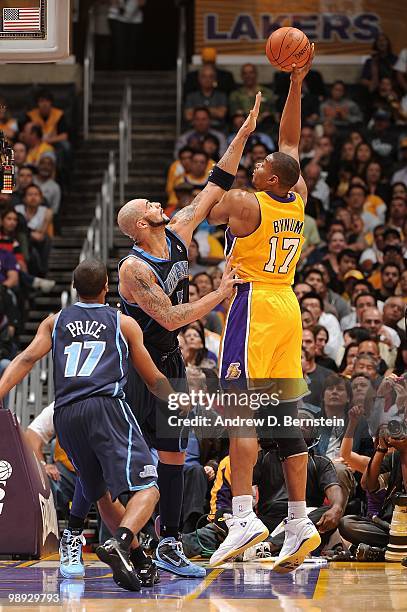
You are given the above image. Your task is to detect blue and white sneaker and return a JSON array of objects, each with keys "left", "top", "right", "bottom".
[
  {"left": 154, "top": 537, "right": 206, "bottom": 578},
  {"left": 59, "top": 529, "right": 86, "bottom": 578}
]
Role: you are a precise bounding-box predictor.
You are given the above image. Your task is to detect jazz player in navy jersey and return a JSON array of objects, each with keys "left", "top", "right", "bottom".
[
  {"left": 0, "top": 259, "right": 183, "bottom": 592},
  {"left": 117, "top": 94, "right": 261, "bottom": 577}
]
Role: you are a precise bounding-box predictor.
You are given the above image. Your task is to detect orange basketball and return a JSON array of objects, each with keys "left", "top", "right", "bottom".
[{"left": 266, "top": 27, "right": 311, "bottom": 72}]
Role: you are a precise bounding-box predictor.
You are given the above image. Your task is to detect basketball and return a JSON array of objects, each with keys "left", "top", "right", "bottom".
[
  {"left": 0, "top": 460, "right": 12, "bottom": 481},
  {"left": 266, "top": 27, "right": 311, "bottom": 72}
]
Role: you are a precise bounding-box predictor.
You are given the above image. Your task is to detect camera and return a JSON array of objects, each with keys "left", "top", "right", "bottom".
[{"left": 379, "top": 419, "right": 407, "bottom": 440}]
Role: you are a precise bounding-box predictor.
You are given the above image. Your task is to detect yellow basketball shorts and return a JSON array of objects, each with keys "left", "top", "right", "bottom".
[{"left": 219, "top": 283, "right": 308, "bottom": 401}]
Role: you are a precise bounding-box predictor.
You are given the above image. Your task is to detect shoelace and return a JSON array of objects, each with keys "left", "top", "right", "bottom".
[
  {"left": 168, "top": 539, "right": 190, "bottom": 565},
  {"left": 68, "top": 535, "right": 83, "bottom": 566}
]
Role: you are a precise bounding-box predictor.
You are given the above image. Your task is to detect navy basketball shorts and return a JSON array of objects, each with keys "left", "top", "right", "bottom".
[
  {"left": 125, "top": 344, "right": 189, "bottom": 453},
  {"left": 54, "top": 396, "right": 158, "bottom": 503}
]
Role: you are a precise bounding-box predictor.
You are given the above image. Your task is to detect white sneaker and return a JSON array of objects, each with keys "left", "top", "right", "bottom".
[
  {"left": 209, "top": 512, "right": 269, "bottom": 567},
  {"left": 33, "top": 277, "right": 56, "bottom": 293},
  {"left": 243, "top": 541, "right": 272, "bottom": 562},
  {"left": 272, "top": 517, "right": 321, "bottom": 574}
]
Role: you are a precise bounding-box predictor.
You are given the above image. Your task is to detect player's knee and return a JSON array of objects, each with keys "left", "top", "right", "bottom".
[{"left": 273, "top": 434, "right": 308, "bottom": 460}]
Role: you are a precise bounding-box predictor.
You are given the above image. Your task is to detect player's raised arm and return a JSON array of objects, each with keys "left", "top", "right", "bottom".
[
  {"left": 168, "top": 92, "right": 261, "bottom": 245},
  {"left": 278, "top": 44, "right": 315, "bottom": 202},
  {"left": 119, "top": 254, "right": 242, "bottom": 332},
  {"left": 0, "top": 315, "right": 54, "bottom": 399}
]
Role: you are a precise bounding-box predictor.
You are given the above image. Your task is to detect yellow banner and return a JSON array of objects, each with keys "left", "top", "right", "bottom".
[{"left": 195, "top": 0, "right": 406, "bottom": 56}]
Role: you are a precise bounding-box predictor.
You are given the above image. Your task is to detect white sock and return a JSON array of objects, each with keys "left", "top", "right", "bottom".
[
  {"left": 232, "top": 495, "right": 253, "bottom": 518},
  {"left": 287, "top": 501, "right": 307, "bottom": 520}
]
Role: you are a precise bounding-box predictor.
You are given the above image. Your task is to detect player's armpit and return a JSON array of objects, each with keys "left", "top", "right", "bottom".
[
  {"left": 0, "top": 315, "right": 54, "bottom": 399},
  {"left": 121, "top": 315, "right": 175, "bottom": 401},
  {"left": 168, "top": 183, "right": 224, "bottom": 246},
  {"left": 292, "top": 174, "right": 308, "bottom": 206},
  {"left": 208, "top": 189, "right": 261, "bottom": 237}
]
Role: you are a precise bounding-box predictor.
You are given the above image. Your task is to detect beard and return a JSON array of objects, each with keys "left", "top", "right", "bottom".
[{"left": 147, "top": 215, "right": 170, "bottom": 228}]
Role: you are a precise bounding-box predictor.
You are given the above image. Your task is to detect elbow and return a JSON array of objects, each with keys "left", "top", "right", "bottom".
[{"left": 159, "top": 318, "right": 177, "bottom": 332}]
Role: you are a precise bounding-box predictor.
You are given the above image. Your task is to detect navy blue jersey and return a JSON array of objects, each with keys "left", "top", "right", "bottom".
[
  {"left": 118, "top": 227, "right": 189, "bottom": 352},
  {"left": 52, "top": 303, "right": 128, "bottom": 409}
]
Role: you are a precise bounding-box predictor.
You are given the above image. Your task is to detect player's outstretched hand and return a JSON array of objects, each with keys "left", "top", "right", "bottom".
[
  {"left": 290, "top": 43, "right": 315, "bottom": 84},
  {"left": 217, "top": 255, "right": 244, "bottom": 299},
  {"left": 239, "top": 91, "right": 262, "bottom": 137}
]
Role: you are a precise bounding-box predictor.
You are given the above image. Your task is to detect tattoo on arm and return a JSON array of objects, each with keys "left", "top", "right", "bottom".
[
  {"left": 123, "top": 260, "right": 197, "bottom": 329},
  {"left": 169, "top": 192, "right": 204, "bottom": 228}
]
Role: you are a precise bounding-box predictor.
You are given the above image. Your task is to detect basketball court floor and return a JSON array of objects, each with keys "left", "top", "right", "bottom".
[{"left": 1, "top": 555, "right": 407, "bottom": 611}]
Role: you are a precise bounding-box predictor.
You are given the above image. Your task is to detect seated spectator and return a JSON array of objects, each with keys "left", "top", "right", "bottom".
[
  {"left": 397, "top": 269, "right": 407, "bottom": 303},
  {"left": 382, "top": 297, "right": 405, "bottom": 343},
  {"left": 360, "top": 32, "right": 398, "bottom": 93},
  {"left": 184, "top": 65, "right": 228, "bottom": 128},
  {"left": 182, "top": 324, "right": 218, "bottom": 370},
  {"left": 387, "top": 196, "right": 406, "bottom": 232},
  {"left": 0, "top": 208, "right": 28, "bottom": 271},
  {"left": 360, "top": 224, "right": 385, "bottom": 272},
  {"left": 25, "top": 402, "right": 76, "bottom": 518},
  {"left": 12, "top": 141, "right": 28, "bottom": 175},
  {"left": 302, "top": 308, "right": 316, "bottom": 329},
  {"left": 346, "top": 184, "right": 380, "bottom": 233},
  {"left": 303, "top": 163, "right": 330, "bottom": 211},
  {"left": 325, "top": 244, "right": 359, "bottom": 294},
  {"left": 301, "top": 328, "right": 332, "bottom": 406},
  {"left": 370, "top": 77, "right": 406, "bottom": 124},
  {"left": 229, "top": 63, "right": 275, "bottom": 126},
  {"left": 320, "top": 80, "right": 363, "bottom": 126},
  {"left": 367, "top": 109, "right": 399, "bottom": 167},
  {"left": 227, "top": 110, "right": 276, "bottom": 153},
  {"left": 174, "top": 151, "right": 213, "bottom": 191},
  {"left": 15, "top": 184, "right": 53, "bottom": 276},
  {"left": 353, "top": 141, "right": 374, "bottom": 177},
  {"left": 363, "top": 161, "right": 389, "bottom": 222},
  {"left": 372, "top": 262, "right": 402, "bottom": 302},
  {"left": 358, "top": 339, "right": 389, "bottom": 377},
  {"left": 313, "top": 325, "right": 338, "bottom": 371},
  {"left": 339, "top": 342, "right": 360, "bottom": 377},
  {"left": 166, "top": 182, "right": 195, "bottom": 218},
  {"left": 26, "top": 90, "right": 69, "bottom": 149},
  {"left": 0, "top": 246, "right": 18, "bottom": 290},
  {"left": 34, "top": 155, "right": 61, "bottom": 215},
  {"left": 243, "top": 142, "right": 270, "bottom": 174},
  {"left": 0, "top": 98, "right": 18, "bottom": 141},
  {"left": 10, "top": 164, "right": 35, "bottom": 207},
  {"left": 188, "top": 237, "right": 207, "bottom": 277},
  {"left": 21, "top": 122, "right": 55, "bottom": 167},
  {"left": 339, "top": 442, "right": 404, "bottom": 555},
  {"left": 340, "top": 291, "right": 377, "bottom": 331},
  {"left": 394, "top": 47, "right": 407, "bottom": 94},
  {"left": 301, "top": 292, "right": 343, "bottom": 359},
  {"left": 293, "top": 281, "right": 313, "bottom": 302},
  {"left": 301, "top": 214, "right": 321, "bottom": 265},
  {"left": 276, "top": 78, "right": 320, "bottom": 125},
  {"left": 232, "top": 165, "right": 253, "bottom": 191},
  {"left": 202, "top": 134, "right": 220, "bottom": 163},
  {"left": 360, "top": 307, "right": 399, "bottom": 368},
  {"left": 166, "top": 146, "right": 193, "bottom": 206},
  {"left": 303, "top": 267, "right": 350, "bottom": 320},
  {"left": 184, "top": 47, "right": 236, "bottom": 97},
  {"left": 391, "top": 139, "right": 407, "bottom": 186},
  {"left": 299, "top": 125, "right": 316, "bottom": 166},
  {"left": 175, "top": 107, "right": 227, "bottom": 157},
  {"left": 182, "top": 367, "right": 222, "bottom": 533}
]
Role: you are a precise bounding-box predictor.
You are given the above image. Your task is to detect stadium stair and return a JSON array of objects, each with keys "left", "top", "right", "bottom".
[{"left": 22, "top": 70, "right": 176, "bottom": 344}]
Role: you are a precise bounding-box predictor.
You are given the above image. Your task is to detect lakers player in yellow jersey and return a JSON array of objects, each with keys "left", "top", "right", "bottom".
[{"left": 207, "top": 47, "right": 321, "bottom": 572}]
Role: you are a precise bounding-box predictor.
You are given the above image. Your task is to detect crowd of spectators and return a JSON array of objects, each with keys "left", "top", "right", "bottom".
[
  {"left": 160, "top": 36, "right": 407, "bottom": 561},
  {"left": 0, "top": 88, "right": 71, "bottom": 361}
]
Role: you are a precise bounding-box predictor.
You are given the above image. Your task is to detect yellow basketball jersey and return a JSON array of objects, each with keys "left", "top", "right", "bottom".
[{"left": 226, "top": 191, "right": 305, "bottom": 285}]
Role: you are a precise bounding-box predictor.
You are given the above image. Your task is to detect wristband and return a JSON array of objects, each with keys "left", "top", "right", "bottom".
[
  {"left": 376, "top": 447, "right": 387, "bottom": 453},
  {"left": 208, "top": 165, "right": 235, "bottom": 191}
]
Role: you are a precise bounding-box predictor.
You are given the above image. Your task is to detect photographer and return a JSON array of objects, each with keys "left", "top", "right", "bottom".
[{"left": 338, "top": 376, "right": 407, "bottom": 557}]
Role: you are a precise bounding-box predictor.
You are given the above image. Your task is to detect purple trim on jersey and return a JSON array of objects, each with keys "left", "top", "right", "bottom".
[
  {"left": 225, "top": 227, "right": 235, "bottom": 257},
  {"left": 265, "top": 191, "right": 296, "bottom": 203},
  {"left": 220, "top": 289, "right": 249, "bottom": 380}
]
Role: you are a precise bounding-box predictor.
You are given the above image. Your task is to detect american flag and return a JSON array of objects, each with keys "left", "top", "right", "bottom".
[{"left": 2, "top": 7, "right": 41, "bottom": 32}]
